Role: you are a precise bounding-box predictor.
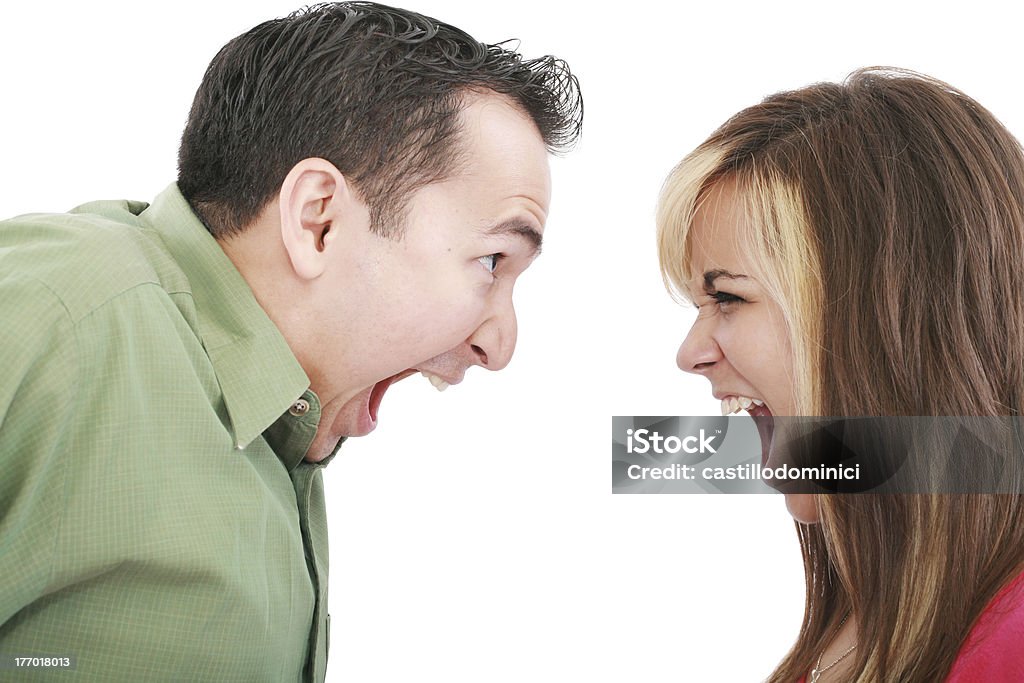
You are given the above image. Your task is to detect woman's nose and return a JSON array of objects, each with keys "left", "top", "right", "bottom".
[{"left": 676, "top": 317, "right": 722, "bottom": 375}]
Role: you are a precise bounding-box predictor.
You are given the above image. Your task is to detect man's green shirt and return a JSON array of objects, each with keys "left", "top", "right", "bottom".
[{"left": 0, "top": 185, "right": 334, "bottom": 682}]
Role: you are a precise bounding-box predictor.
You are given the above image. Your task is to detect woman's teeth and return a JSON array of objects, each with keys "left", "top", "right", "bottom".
[
  {"left": 421, "top": 371, "right": 449, "bottom": 392},
  {"left": 720, "top": 396, "right": 764, "bottom": 415}
]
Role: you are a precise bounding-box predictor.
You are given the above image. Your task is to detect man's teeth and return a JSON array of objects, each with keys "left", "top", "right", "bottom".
[
  {"left": 720, "top": 396, "right": 764, "bottom": 415},
  {"left": 420, "top": 371, "right": 449, "bottom": 392}
]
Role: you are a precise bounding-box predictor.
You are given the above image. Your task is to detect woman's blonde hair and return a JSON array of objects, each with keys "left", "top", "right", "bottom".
[{"left": 657, "top": 68, "right": 1024, "bottom": 680}]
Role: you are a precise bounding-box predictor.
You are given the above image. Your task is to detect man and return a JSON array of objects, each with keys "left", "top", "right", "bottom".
[{"left": 0, "top": 3, "right": 581, "bottom": 681}]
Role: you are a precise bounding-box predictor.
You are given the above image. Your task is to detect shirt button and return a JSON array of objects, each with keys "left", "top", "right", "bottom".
[{"left": 289, "top": 399, "right": 310, "bottom": 417}]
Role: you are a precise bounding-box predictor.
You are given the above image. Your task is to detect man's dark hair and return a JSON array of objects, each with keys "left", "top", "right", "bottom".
[{"left": 177, "top": 2, "right": 582, "bottom": 238}]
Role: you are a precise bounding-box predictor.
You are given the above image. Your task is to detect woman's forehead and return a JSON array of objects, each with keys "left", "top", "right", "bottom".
[{"left": 687, "top": 179, "right": 761, "bottom": 281}]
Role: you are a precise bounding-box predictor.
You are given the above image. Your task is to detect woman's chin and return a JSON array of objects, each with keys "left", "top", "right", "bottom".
[{"left": 785, "top": 493, "right": 820, "bottom": 524}]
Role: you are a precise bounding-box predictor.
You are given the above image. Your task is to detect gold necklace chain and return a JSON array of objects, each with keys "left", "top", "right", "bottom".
[{"left": 809, "top": 613, "right": 856, "bottom": 683}]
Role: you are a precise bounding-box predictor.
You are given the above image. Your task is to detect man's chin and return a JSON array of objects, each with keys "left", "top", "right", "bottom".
[
  {"left": 330, "top": 387, "right": 378, "bottom": 438},
  {"left": 304, "top": 389, "right": 375, "bottom": 462},
  {"left": 320, "top": 368, "right": 429, "bottom": 440}
]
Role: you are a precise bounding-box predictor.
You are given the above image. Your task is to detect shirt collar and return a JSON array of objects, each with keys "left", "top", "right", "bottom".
[{"left": 140, "top": 183, "right": 312, "bottom": 451}]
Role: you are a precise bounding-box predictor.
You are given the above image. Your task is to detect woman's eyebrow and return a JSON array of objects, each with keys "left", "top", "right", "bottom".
[{"left": 703, "top": 269, "right": 748, "bottom": 290}]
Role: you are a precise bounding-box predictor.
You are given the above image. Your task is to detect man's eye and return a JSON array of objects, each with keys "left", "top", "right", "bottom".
[{"left": 478, "top": 253, "right": 504, "bottom": 274}]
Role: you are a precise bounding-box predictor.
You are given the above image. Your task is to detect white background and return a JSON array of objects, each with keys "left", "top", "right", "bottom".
[{"left": 2, "top": 2, "right": 1021, "bottom": 680}]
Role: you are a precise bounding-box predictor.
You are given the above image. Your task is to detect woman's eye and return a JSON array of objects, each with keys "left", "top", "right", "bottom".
[
  {"left": 708, "top": 290, "right": 745, "bottom": 311},
  {"left": 478, "top": 253, "right": 503, "bottom": 274}
]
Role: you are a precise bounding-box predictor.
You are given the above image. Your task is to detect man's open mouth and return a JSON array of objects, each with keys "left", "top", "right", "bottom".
[{"left": 368, "top": 369, "right": 455, "bottom": 422}]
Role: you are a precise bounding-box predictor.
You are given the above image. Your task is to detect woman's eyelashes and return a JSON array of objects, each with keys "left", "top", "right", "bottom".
[
  {"left": 701, "top": 289, "right": 746, "bottom": 313},
  {"left": 478, "top": 253, "right": 506, "bottom": 275}
]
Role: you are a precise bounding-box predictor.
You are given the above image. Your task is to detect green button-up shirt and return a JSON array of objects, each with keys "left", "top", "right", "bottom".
[{"left": 0, "top": 185, "right": 333, "bottom": 682}]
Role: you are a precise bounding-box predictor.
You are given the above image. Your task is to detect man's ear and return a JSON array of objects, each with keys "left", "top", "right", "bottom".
[{"left": 278, "top": 158, "right": 360, "bottom": 280}]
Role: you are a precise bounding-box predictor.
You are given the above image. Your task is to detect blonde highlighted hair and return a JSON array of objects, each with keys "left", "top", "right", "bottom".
[
  {"left": 657, "top": 148, "right": 822, "bottom": 414},
  {"left": 657, "top": 68, "right": 1024, "bottom": 681}
]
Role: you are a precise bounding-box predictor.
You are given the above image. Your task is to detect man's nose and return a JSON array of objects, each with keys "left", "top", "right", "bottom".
[
  {"left": 676, "top": 316, "right": 722, "bottom": 375},
  {"left": 467, "top": 294, "right": 517, "bottom": 371}
]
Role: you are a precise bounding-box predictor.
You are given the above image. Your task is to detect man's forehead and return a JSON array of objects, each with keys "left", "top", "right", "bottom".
[{"left": 455, "top": 92, "right": 552, "bottom": 211}]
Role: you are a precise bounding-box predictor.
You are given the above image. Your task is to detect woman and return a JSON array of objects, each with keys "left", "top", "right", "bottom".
[{"left": 657, "top": 69, "right": 1024, "bottom": 681}]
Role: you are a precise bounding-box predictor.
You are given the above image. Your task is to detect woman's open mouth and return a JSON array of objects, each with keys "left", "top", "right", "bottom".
[{"left": 721, "top": 395, "right": 774, "bottom": 465}]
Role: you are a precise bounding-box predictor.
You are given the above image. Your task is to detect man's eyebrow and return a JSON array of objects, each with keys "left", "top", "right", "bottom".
[
  {"left": 703, "top": 269, "right": 748, "bottom": 290},
  {"left": 482, "top": 219, "right": 544, "bottom": 256}
]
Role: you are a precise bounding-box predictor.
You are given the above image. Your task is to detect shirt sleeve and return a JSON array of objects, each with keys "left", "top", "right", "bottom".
[{"left": 0, "top": 276, "right": 78, "bottom": 626}]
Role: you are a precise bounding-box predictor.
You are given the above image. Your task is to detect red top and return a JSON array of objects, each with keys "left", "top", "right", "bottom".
[
  {"left": 945, "top": 568, "right": 1024, "bottom": 681},
  {"left": 795, "top": 569, "right": 1024, "bottom": 683}
]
